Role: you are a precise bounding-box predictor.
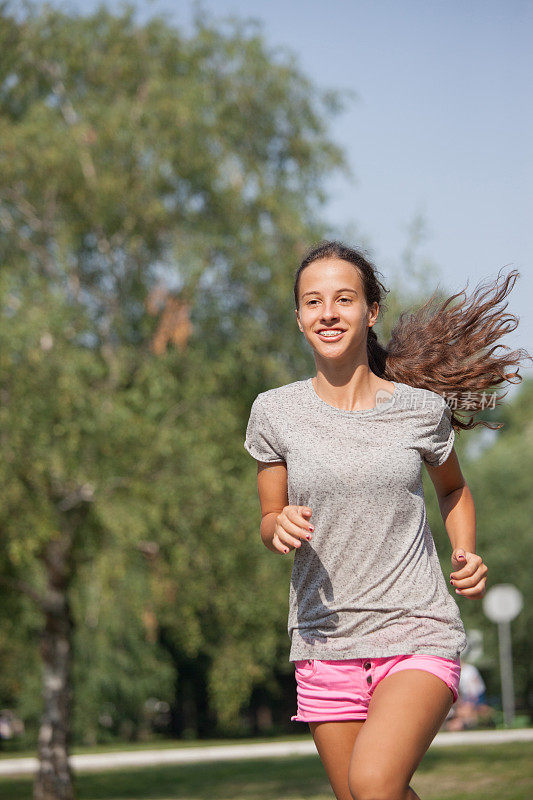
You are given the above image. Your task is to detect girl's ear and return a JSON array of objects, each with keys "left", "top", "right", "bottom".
[{"left": 368, "top": 302, "right": 379, "bottom": 327}]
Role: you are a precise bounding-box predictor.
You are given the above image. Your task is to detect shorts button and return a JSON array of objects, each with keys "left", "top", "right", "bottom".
[
  {"left": 366, "top": 675, "right": 372, "bottom": 684},
  {"left": 364, "top": 661, "right": 371, "bottom": 670}
]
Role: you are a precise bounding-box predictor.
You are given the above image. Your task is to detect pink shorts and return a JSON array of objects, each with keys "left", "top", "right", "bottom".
[{"left": 291, "top": 654, "right": 461, "bottom": 722}]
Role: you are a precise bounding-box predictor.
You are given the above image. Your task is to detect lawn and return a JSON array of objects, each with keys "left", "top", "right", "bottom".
[{"left": 0, "top": 742, "right": 530, "bottom": 800}]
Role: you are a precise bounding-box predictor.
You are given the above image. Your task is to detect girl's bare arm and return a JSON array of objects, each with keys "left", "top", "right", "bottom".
[
  {"left": 255, "top": 461, "right": 313, "bottom": 554},
  {"left": 425, "top": 448, "right": 487, "bottom": 598}
]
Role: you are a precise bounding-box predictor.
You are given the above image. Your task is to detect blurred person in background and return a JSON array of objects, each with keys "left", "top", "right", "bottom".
[{"left": 444, "top": 657, "right": 495, "bottom": 731}]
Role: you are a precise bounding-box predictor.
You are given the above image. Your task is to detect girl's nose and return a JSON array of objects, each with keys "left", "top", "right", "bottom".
[{"left": 321, "top": 306, "right": 340, "bottom": 320}]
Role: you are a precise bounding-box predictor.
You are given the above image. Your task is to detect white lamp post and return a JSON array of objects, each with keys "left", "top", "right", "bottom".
[{"left": 483, "top": 584, "right": 523, "bottom": 727}]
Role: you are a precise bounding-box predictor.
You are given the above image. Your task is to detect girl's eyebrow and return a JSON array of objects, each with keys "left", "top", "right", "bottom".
[{"left": 301, "top": 287, "right": 358, "bottom": 298}]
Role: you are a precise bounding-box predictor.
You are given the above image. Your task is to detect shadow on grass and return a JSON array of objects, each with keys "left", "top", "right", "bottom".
[{"left": 0, "top": 743, "right": 531, "bottom": 800}]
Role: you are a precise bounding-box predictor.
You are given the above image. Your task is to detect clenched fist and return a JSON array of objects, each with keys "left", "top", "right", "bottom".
[{"left": 273, "top": 505, "right": 314, "bottom": 555}]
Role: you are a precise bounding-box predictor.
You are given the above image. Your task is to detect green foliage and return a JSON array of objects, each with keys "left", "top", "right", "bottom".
[
  {"left": 0, "top": 0, "right": 349, "bottom": 350},
  {"left": 0, "top": 0, "right": 350, "bottom": 741}
]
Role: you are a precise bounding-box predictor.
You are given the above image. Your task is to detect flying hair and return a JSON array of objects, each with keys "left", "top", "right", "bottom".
[{"left": 293, "top": 240, "right": 533, "bottom": 431}]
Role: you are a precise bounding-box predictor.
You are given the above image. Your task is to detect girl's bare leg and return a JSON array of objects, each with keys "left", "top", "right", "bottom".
[
  {"left": 348, "top": 669, "right": 454, "bottom": 800},
  {"left": 308, "top": 719, "right": 365, "bottom": 800}
]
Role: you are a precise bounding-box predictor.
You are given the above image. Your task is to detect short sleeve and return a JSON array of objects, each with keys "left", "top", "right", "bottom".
[
  {"left": 421, "top": 399, "right": 455, "bottom": 467},
  {"left": 243, "top": 396, "right": 285, "bottom": 463}
]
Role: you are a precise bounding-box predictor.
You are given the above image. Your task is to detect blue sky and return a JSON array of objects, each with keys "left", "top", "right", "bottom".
[{"left": 48, "top": 1, "right": 533, "bottom": 376}]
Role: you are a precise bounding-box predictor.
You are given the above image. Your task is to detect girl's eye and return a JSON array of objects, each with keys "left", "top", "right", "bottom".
[{"left": 307, "top": 297, "right": 352, "bottom": 305}]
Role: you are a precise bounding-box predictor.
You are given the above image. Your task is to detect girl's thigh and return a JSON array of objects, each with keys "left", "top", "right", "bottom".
[
  {"left": 309, "top": 719, "right": 366, "bottom": 800},
  {"left": 349, "top": 669, "right": 454, "bottom": 799}
]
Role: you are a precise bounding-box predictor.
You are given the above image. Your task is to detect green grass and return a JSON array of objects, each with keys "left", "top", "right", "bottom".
[{"left": 0, "top": 742, "right": 531, "bottom": 799}]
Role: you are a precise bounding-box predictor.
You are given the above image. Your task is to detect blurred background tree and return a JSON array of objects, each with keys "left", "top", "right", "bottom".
[{"left": 0, "top": 3, "right": 350, "bottom": 790}]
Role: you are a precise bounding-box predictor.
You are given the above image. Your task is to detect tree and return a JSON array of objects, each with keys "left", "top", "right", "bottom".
[{"left": 0, "top": 2, "right": 350, "bottom": 795}]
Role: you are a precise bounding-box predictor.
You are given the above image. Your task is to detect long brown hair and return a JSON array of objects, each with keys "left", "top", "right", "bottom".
[{"left": 294, "top": 240, "right": 532, "bottom": 431}]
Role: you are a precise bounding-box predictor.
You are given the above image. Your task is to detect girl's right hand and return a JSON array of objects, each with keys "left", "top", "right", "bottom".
[{"left": 273, "top": 506, "right": 314, "bottom": 554}]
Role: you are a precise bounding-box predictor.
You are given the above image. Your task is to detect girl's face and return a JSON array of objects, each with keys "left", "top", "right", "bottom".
[{"left": 295, "top": 258, "right": 378, "bottom": 361}]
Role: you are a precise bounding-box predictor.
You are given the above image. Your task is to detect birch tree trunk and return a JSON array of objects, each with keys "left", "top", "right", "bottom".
[{"left": 34, "top": 535, "right": 76, "bottom": 800}]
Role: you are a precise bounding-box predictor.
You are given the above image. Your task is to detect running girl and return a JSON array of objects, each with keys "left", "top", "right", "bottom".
[{"left": 244, "top": 240, "right": 530, "bottom": 800}]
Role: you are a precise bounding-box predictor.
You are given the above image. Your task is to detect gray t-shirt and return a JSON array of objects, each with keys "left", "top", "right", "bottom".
[{"left": 244, "top": 377, "right": 468, "bottom": 662}]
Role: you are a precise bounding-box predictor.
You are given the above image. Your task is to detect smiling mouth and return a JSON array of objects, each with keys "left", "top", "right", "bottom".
[{"left": 315, "top": 329, "right": 346, "bottom": 342}]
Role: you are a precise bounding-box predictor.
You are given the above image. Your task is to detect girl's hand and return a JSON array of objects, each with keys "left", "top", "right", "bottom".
[
  {"left": 450, "top": 548, "right": 488, "bottom": 598},
  {"left": 273, "top": 506, "right": 314, "bottom": 555}
]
